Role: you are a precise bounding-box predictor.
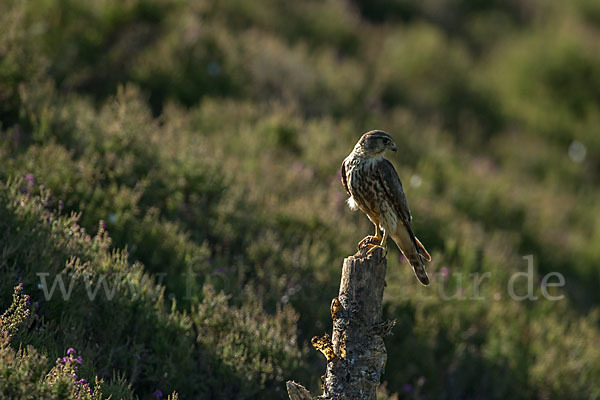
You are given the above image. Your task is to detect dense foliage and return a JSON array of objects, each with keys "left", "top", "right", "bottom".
[{"left": 1, "top": 0, "right": 599, "bottom": 398}]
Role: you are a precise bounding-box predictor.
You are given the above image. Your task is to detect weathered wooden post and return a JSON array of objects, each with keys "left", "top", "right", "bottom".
[{"left": 287, "top": 247, "right": 395, "bottom": 399}]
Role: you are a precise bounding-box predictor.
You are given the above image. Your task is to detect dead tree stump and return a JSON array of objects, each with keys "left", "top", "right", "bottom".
[{"left": 287, "top": 247, "right": 394, "bottom": 400}]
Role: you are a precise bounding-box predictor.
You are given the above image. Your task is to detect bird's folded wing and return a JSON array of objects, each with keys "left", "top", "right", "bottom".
[
  {"left": 377, "top": 159, "right": 412, "bottom": 226},
  {"left": 341, "top": 160, "right": 351, "bottom": 196}
]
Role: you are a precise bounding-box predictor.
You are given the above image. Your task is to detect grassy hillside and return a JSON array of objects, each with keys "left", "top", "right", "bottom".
[{"left": 1, "top": 0, "right": 600, "bottom": 398}]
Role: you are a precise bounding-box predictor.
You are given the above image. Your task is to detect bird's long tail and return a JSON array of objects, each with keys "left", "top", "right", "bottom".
[
  {"left": 415, "top": 236, "right": 431, "bottom": 261},
  {"left": 391, "top": 232, "right": 430, "bottom": 286},
  {"left": 405, "top": 250, "right": 430, "bottom": 286}
]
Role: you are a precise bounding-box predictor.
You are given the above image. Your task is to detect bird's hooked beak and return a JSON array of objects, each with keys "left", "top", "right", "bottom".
[{"left": 389, "top": 143, "right": 397, "bottom": 152}]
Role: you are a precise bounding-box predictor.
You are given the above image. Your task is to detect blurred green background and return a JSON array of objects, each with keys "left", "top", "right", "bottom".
[{"left": 1, "top": 0, "right": 600, "bottom": 398}]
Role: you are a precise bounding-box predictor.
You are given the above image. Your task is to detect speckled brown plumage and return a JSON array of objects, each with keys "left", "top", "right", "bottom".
[{"left": 342, "top": 130, "right": 431, "bottom": 285}]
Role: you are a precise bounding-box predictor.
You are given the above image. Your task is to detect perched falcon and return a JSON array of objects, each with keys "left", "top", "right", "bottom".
[{"left": 341, "top": 130, "right": 431, "bottom": 285}]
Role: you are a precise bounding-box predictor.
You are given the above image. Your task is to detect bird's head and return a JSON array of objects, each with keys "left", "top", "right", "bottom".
[{"left": 354, "top": 130, "right": 397, "bottom": 158}]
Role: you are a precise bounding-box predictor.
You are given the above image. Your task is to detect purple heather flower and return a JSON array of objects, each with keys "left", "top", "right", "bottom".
[
  {"left": 25, "top": 297, "right": 31, "bottom": 306},
  {"left": 77, "top": 379, "right": 87, "bottom": 384},
  {"left": 59, "top": 200, "right": 64, "bottom": 209},
  {"left": 402, "top": 383, "right": 413, "bottom": 393},
  {"left": 153, "top": 390, "right": 163, "bottom": 399},
  {"left": 67, "top": 348, "right": 77, "bottom": 355},
  {"left": 75, "top": 356, "right": 83, "bottom": 364},
  {"left": 25, "top": 173, "right": 35, "bottom": 187},
  {"left": 18, "top": 282, "right": 23, "bottom": 290}
]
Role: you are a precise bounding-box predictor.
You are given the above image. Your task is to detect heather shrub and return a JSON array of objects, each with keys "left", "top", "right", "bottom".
[
  {"left": 0, "top": 181, "right": 305, "bottom": 398},
  {"left": 0, "top": 285, "right": 112, "bottom": 399}
]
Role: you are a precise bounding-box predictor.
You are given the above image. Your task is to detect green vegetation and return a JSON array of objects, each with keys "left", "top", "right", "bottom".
[{"left": 1, "top": 0, "right": 599, "bottom": 398}]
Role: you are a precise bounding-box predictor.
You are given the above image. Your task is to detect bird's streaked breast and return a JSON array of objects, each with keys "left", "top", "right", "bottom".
[{"left": 345, "top": 157, "right": 383, "bottom": 216}]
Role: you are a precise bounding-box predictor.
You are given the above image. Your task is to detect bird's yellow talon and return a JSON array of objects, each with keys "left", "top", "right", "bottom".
[
  {"left": 358, "top": 235, "right": 382, "bottom": 249},
  {"left": 365, "top": 244, "right": 387, "bottom": 256}
]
